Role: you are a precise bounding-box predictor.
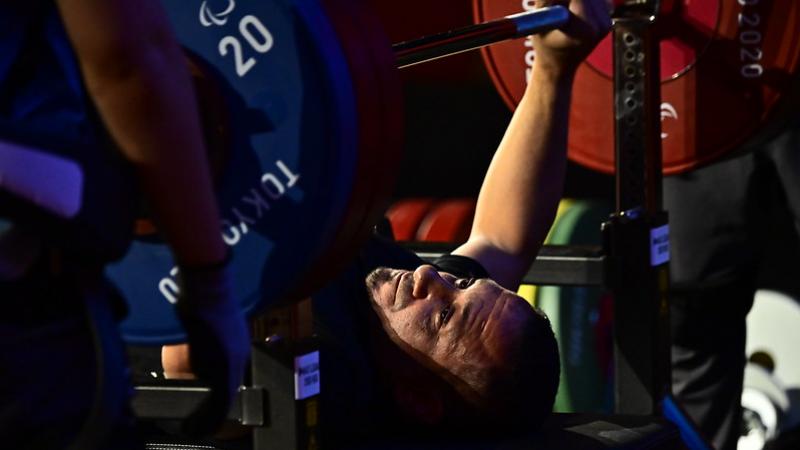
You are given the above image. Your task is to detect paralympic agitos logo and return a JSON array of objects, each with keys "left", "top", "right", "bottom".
[
  {"left": 660, "top": 103, "right": 678, "bottom": 140},
  {"left": 199, "top": 0, "right": 236, "bottom": 27}
]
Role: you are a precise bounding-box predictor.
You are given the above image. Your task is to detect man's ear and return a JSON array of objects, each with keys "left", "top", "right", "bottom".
[{"left": 393, "top": 383, "right": 445, "bottom": 425}]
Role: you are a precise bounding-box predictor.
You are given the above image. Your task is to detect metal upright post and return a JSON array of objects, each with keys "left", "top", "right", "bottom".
[
  {"left": 250, "top": 338, "right": 321, "bottom": 450},
  {"left": 603, "top": 0, "right": 671, "bottom": 415},
  {"left": 251, "top": 299, "right": 322, "bottom": 450}
]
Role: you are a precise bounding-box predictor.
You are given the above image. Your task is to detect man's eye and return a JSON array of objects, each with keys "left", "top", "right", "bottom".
[
  {"left": 455, "top": 278, "right": 474, "bottom": 289},
  {"left": 439, "top": 305, "right": 453, "bottom": 328}
]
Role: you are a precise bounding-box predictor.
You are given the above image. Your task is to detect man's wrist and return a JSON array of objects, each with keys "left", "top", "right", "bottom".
[{"left": 528, "top": 60, "right": 577, "bottom": 90}]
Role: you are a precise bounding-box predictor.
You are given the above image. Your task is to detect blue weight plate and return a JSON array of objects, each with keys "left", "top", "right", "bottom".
[{"left": 109, "top": 0, "right": 360, "bottom": 344}]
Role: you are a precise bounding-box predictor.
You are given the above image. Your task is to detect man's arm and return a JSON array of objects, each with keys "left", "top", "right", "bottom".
[
  {"left": 55, "top": 0, "right": 225, "bottom": 267},
  {"left": 55, "top": 0, "right": 249, "bottom": 435},
  {"left": 453, "top": 0, "right": 610, "bottom": 289}
]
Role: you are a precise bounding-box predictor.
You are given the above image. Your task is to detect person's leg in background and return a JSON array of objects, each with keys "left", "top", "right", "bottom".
[
  {"left": 764, "top": 116, "right": 800, "bottom": 241},
  {"left": 670, "top": 282, "right": 754, "bottom": 450},
  {"left": 664, "top": 151, "right": 763, "bottom": 450}
]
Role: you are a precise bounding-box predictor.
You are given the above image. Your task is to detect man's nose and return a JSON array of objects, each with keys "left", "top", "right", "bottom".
[{"left": 412, "top": 264, "right": 451, "bottom": 299}]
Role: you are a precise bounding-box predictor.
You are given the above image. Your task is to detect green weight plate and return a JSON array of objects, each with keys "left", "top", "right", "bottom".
[{"left": 536, "top": 200, "right": 613, "bottom": 413}]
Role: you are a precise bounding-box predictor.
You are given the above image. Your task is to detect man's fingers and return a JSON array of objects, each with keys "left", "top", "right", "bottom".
[
  {"left": 531, "top": 0, "right": 610, "bottom": 40},
  {"left": 162, "top": 343, "right": 195, "bottom": 379},
  {"left": 535, "top": 0, "right": 610, "bottom": 30}
]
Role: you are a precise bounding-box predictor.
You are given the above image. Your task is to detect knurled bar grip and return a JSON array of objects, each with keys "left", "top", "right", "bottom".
[{"left": 394, "top": 6, "right": 570, "bottom": 69}]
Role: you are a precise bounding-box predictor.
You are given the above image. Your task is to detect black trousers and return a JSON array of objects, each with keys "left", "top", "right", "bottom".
[{"left": 664, "top": 117, "right": 800, "bottom": 450}]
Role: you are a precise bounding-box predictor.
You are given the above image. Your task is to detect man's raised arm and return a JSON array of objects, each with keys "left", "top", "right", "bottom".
[{"left": 453, "top": 0, "right": 610, "bottom": 289}]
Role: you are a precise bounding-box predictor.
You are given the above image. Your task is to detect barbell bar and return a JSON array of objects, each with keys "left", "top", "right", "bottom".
[{"left": 393, "top": 6, "right": 569, "bottom": 69}]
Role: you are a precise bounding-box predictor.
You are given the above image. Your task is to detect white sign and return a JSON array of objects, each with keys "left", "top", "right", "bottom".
[
  {"left": 294, "top": 351, "right": 321, "bottom": 400},
  {"left": 650, "top": 225, "right": 670, "bottom": 267}
]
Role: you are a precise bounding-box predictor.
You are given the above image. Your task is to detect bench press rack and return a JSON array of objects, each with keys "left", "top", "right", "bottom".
[{"left": 132, "top": 1, "right": 687, "bottom": 448}]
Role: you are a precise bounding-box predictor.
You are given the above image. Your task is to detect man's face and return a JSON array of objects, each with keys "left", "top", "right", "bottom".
[{"left": 366, "top": 264, "right": 534, "bottom": 380}]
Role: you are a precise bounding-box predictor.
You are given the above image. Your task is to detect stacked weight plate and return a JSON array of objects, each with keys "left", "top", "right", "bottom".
[
  {"left": 109, "top": 0, "right": 402, "bottom": 344},
  {"left": 536, "top": 200, "right": 613, "bottom": 414},
  {"left": 296, "top": 0, "right": 405, "bottom": 294},
  {"left": 475, "top": 0, "right": 800, "bottom": 174}
]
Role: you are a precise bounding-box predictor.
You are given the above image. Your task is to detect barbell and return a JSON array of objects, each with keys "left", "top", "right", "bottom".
[{"left": 108, "top": 0, "right": 800, "bottom": 344}]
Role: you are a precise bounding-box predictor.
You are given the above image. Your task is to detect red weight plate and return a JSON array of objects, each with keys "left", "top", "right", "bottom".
[
  {"left": 416, "top": 198, "right": 477, "bottom": 243},
  {"left": 289, "top": 0, "right": 386, "bottom": 296},
  {"left": 386, "top": 198, "right": 438, "bottom": 241},
  {"left": 475, "top": 0, "right": 800, "bottom": 174},
  {"left": 338, "top": 0, "right": 405, "bottom": 244}
]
